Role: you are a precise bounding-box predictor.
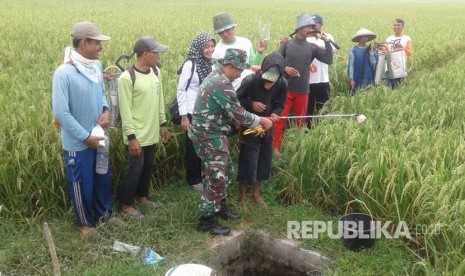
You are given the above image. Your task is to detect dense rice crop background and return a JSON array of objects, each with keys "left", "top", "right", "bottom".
[{"left": 1, "top": 0, "right": 465, "bottom": 273}]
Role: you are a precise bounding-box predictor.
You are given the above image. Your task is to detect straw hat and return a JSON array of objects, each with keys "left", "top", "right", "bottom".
[{"left": 351, "top": 27, "right": 377, "bottom": 42}]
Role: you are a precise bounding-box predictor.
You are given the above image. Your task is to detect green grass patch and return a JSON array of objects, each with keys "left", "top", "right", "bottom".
[
  {"left": 2, "top": 0, "right": 465, "bottom": 274},
  {"left": 0, "top": 182, "right": 415, "bottom": 275}
]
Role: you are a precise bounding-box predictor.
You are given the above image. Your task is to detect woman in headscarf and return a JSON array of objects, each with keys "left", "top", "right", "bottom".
[{"left": 176, "top": 31, "right": 216, "bottom": 192}]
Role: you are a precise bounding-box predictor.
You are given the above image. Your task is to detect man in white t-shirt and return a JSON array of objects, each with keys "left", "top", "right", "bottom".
[
  {"left": 306, "top": 14, "right": 336, "bottom": 127},
  {"left": 212, "top": 12, "right": 268, "bottom": 89},
  {"left": 385, "top": 18, "right": 413, "bottom": 88}
]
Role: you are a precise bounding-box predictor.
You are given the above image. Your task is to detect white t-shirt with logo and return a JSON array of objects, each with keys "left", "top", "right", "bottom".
[
  {"left": 212, "top": 36, "right": 255, "bottom": 90},
  {"left": 385, "top": 35, "right": 412, "bottom": 51},
  {"left": 306, "top": 33, "right": 335, "bottom": 84}
]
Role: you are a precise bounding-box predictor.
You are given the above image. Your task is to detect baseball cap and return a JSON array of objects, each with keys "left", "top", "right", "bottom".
[
  {"left": 262, "top": 66, "right": 280, "bottom": 83},
  {"left": 71, "top": 21, "right": 111, "bottom": 41},
  {"left": 133, "top": 36, "right": 168, "bottom": 55},
  {"left": 311, "top": 14, "right": 323, "bottom": 25}
]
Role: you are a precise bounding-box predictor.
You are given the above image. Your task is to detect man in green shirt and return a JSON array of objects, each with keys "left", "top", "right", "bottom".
[{"left": 116, "top": 37, "right": 170, "bottom": 218}]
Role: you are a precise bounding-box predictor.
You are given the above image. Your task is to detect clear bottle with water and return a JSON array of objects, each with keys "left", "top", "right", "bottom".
[{"left": 96, "top": 134, "right": 110, "bottom": 174}]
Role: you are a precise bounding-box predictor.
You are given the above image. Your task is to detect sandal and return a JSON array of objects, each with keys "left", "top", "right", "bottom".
[
  {"left": 122, "top": 206, "right": 144, "bottom": 219},
  {"left": 136, "top": 197, "right": 161, "bottom": 208},
  {"left": 79, "top": 226, "right": 97, "bottom": 236},
  {"left": 107, "top": 216, "right": 128, "bottom": 227}
]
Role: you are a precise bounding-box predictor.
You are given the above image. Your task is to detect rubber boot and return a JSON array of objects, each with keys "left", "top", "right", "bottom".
[
  {"left": 217, "top": 198, "right": 241, "bottom": 221},
  {"left": 197, "top": 216, "right": 230, "bottom": 236}
]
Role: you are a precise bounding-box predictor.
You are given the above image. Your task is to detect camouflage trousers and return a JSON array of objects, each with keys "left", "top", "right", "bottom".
[{"left": 192, "top": 134, "right": 233, "bottom": 217}]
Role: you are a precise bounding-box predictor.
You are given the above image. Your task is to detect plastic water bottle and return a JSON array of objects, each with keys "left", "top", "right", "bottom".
[{"left": 96, "top": 135, "right": 110, "bottom": 174}]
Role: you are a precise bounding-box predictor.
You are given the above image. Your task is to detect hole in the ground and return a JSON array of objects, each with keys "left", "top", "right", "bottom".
[{"left": 210, "top": 230, "right": 330, "bottom": 276}]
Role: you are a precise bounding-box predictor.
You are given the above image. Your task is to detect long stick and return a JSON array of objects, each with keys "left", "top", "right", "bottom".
[
  {"left": 44, "top": 222, "right": 61, "bottom": 276},
  {"left": 276, "top": 114, "right": 358, "bottom": 119}
]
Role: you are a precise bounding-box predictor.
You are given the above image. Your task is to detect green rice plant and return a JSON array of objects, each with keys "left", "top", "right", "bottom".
[
  {"left": 280, "top": 45, "right": 465, "bottom": 273},
  {"left": 275, "top": 166, "right": 304, "bottom": 206},
  {"left": 2, "top": 0, "right": 465, "bottom": 273}
]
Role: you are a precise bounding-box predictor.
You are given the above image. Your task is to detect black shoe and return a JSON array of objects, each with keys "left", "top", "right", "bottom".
[
  {"left": 216, "top": 199, "right": 241, "bottom": 221},
  {"left": 197, "top": 216, "right": 230, "bottom": 236}
]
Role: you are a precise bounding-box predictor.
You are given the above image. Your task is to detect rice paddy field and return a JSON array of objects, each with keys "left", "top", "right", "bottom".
[{"left": 2, "top": 0, "right": 465, "bottom": 274}]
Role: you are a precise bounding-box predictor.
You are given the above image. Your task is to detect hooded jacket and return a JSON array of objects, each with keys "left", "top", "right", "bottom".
[{"left": 237, "top": 52, "right": 288, "bottom": 140}]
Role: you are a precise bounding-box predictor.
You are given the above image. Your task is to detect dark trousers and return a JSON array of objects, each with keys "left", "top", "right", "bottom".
[
  {"left": 387, "top": 78, "right": 404, "bottom": 89},
  {"left": 116, "top": 144, "right": 157, "bottom": 206},
  {"left": 307, "top": 82, "right": 330, "bottom": 128},
  {"left": 185, "top": 130, "right": 202, "bottom": 186},
  {"left": 185, "top": 114, "right": 202, "bottom": 186},
  {"left": 237, "top": 136, "right": 273, "bottom": 185}
]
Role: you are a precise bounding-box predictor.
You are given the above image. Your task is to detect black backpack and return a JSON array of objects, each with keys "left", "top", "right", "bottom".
[
  {"left": 108, "top": 65, "right": 159, "bottom": 128},
  {"left": 169, "top": 59, "right": 195, "bottom": 125},
  {"left": 105, "top": 55, "right": 161, "bottom": 128}
]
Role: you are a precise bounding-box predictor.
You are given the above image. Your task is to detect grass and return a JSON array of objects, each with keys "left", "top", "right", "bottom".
[
  {"left": 1, "top": 0, "right": 465, "bottom": 274},
  {"left": 0, "top": 181, "right": 416, "bottom": 275},
  {"left": 278, "top": 45, "right": 465, "bottom": 275}
]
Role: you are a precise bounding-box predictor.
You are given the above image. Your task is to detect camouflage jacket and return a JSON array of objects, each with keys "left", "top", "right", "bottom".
[{"left": 189, "top": 67, "right": 260, "bottom": 140}]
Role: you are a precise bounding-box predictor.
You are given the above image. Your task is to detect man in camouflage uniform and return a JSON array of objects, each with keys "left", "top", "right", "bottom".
[{"left": 189, "top": 48, "right": 273, "bottom": 235}]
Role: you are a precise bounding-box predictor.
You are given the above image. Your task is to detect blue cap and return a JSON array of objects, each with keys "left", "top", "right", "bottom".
[
  {"left": 311, "top": 14, "right": 323, "bottom": 25},
  {"left": 295, "top": 13, "right": 315, "bottom": 31}
]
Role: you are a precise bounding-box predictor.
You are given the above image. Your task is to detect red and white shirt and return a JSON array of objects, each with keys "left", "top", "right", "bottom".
[{"left": 307, "top": 33, "right": 335, "bottom": 84}]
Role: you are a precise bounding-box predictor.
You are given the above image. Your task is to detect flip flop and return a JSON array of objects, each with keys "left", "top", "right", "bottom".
[
  {"left": 79, "top": 226, "right": 97, "bottom": 236},
  {"left": 122, "top": 208, "right": 144, "bottom": 219},
  {"left": 107, "top": 216, "right": 129, "bottom": 227},
  {"left": 136, "top": 198, "right": 162, "bottom": 208}
]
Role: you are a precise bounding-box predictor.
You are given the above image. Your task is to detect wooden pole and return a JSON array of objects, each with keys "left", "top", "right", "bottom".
[{"left": 43, "top": 222, "right": 61, "bottom": 276}]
